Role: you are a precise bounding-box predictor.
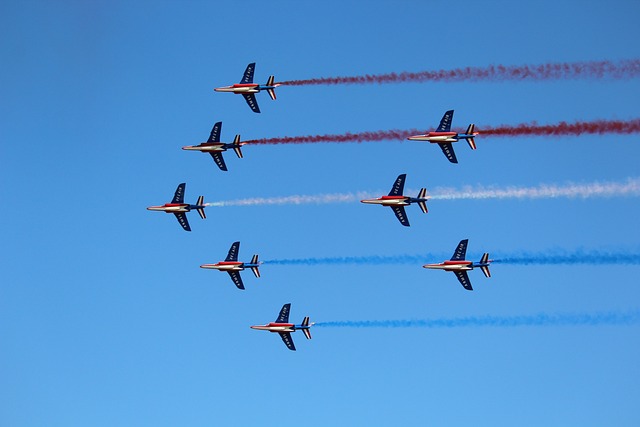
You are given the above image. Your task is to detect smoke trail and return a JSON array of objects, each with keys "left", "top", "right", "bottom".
[
  {"left": 493, "top": 250, "right": 640, "bottom": 265},
  {"left": 314, "top": 309, "right": 640, "bottom": 328},
  {"left": 245, "top": 119, "right": 640, "bottom": 145},
  {"left": 280, "top": 59, "right": 640, "bottom": 86},
  {"left": 205, "top": 178, "right": 640, "bottom": 207},
  {"left": 263, "top": 250, "right": 640, "bottom": 266}
]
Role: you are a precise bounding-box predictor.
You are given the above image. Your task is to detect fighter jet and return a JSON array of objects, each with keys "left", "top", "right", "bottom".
[
  {"left": 146, "top": 183, "right": 206, "bottom": 232},
  {"left": 214, "top": 63, "right": 280, "bottom": 113},
  {"left": 199, "top": 241, "right": 260, "bottom": 290},
  {"left": 360, "top": 174, "right": 428, "bottom": 226},
  {"left": 250, "top": 303, "right": 313, "bottom": 351},
  {"left": 182, "top": 121, "right": 246, "bottom": 171},
  {"left": 407, "top": 110, "right": 479, "bottom": 163},
  {"left": 423, "top": 239, "right": 492, "bottom": 291}
]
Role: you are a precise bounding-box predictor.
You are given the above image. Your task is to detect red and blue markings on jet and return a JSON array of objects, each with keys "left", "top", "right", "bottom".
[
  {"left": 423, "top": 239, "right": 492, "bottom": 291},
  {"left": 250, "top": 303, "right": 313, "bottom": 351},
  {"left": 146, "top": 183, "right": 206, "bottom": 232},
  {"left": 200, "top": 241, "right": 260, "bottom": 290},
  {"left": 182, "top": 121, "right": 246, "bottom": 171},
  {"left": 214, "top": 62, "right": 280, "bottom": 113},
  {"left": 407, "top": 110, "right": 479, "bottom": 164},
  {"left": 360, "top": 174, "right": 428, "bottom": 227}
]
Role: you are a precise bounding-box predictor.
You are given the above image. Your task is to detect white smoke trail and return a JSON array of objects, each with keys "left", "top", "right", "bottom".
[{"left": 206, "top": 178, "right": 640, "bottom": 207}]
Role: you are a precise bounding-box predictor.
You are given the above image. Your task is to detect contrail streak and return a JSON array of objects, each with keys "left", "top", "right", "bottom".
[
  {"left": 205, "top": 178, "right": 640, "bottom": 207},
  {"left": 279, "top": 59, "right": 640, "bottom": 86},
  {"left": 314, "top": 309, "right": 640, "bottom": 328},
  {"left": 263, "top": 250, "right": 640, "bottom": 266},
  {"left": 245, "top": 119, "right": 640, "bottom": 145}
]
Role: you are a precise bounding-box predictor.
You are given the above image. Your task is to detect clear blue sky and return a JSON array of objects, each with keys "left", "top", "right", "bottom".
[{"left": 1, "top": 1, "right": 639, "bottom": 426}]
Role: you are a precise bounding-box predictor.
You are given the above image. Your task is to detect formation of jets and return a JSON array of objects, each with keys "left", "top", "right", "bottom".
[{"left": 147, "top": 62, "right": 495, "bottom": 350}]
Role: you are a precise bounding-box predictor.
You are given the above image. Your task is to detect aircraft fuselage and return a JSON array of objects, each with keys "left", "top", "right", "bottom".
[
  {"left": 182, "top": 141, "right": 246, "bottom": 153},
  {"left": 423, "top": 260, "right": 474, "bottom": 271},
  {"left": 201, "top": 261, "right": 245, "bottom": 272},
  {"left": 251, "top": 322, "right": 296, "bottom": 333},
  {"left": 408, "top": 131, "right": 479, "bottom": 143},
  {"left": 360, "top": 195, "right": 411, "bottom": 206},
  {"left": 147, "top": 203, "right": 191, "bottom": 213},
  {"left": 250, "top": 322, "right": 313, "bottom": 334},
  {"left": 214, "top": 83, "right": 278, "bottom": 94},
  {"left": 423, "top": 260, "right": 491, "bottom": 272}
]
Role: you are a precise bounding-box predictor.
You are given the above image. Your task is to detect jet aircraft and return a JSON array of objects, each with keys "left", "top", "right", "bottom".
[
  {"left": 199, "top": 241, "right": 260, "bottom": 290},
  {"left": 407, "top": 110, "right": 479, "bottom": 163},
  {"left": 214, "top": 63, "right": 280, "bottom": 113},
  {"left": 422, "top": 239, "right": 492, "bottom": 290},
  {"left": 360, "top": 174, "right": 428, "bottom": 226},
  {"left": 182, "top": 121, "right": 246, "bottom": 171},
  {"left": 147, "top": 183, "right": 206, "bottom": 232},
  {"left": 250, "top": 303, "right": 313, "bottom": 351}
]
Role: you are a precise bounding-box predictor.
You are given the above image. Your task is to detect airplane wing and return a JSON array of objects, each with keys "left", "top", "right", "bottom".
[
  {"left": 172, "top": 183, "right": 186, "bottom": 203},
  {"left": 242, "top": 93, "right": 261, "bottom": 113},
  {"left": 240, "top": 62, "right": 256, "bottom": 84},
  {"left": 227, "top": 271, "right": 245, "bottom": 290},
  {"left": 436, "top": 110, "right": 454, "bottom": 132},
  {"left": 276, "top": 303, "right": 291, "bottom": 323},
  {"left": 451, "top": 239, "right": 469, "bottom": 261},
  {"left": 209, "top": 152, "right": 228, "bottom": 171},
  {"left": 173, "top": 212, "right": 191, "bottom": 231},
  {"left": 388, "top": 174, "right": 406, "bottom": 196},
  {"left": 278, "top": 332, "right": 296, "bottom": 351},
  {"left": 437, "top": 143, "right": 458, "bottom": 163},
  {"left": 208, "top": 121, "right": 222, "bottom": 143},
  {"left": 391, "top": 206, "right": 410, "bottom": 227},
  {"left": 226, "top": 241, "right": 240, "bottom": 262},
  {"left": 454, "top": 271, "right": 473, "bottom": 291}
]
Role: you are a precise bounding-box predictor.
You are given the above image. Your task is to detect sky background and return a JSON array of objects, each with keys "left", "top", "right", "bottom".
[{"left": 1, "top": 1, "right": 640, "bottom": 426}]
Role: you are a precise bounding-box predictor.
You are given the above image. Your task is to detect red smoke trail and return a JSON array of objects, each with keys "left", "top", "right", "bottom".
[
  {"left": 245, "top": 119, "right": 640, "bottom": 145},
  {"left": 279, "top": 59, "right": 640, "bottom": 86}
]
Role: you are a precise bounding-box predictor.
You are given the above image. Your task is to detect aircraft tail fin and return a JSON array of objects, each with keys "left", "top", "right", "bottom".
[
  {"left": 417, "top": 188, "right": 428, "bottom": 213},
  {"left": 466, "top": 124, "right": 477, "bottom": 150},
  {"left": 266, "top": 76, "right": 277, "bottom": 100},
  {"left": 301, "top": 316, "right": 312, "bottom": 339},
  {"left": 480, "top": 253, "right": 491, "bottom": 277},
  {"left": 250, "top": 254, "right": 260, "bottom": 278},
  {"left": 196, "top": 196, "right": 206, "bottom": 219},
  {"left": 233, "top": 134, "right": 244, "bottom": 158}
]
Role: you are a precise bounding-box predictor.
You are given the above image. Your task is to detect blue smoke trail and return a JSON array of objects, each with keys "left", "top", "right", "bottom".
[
  {"left": 263, "top": 254, "right": 447, "bottom": 266},
  {"left": 315, "top": 309, "right": 640, "bottom": 328},
  {"left": 493, "top": 250, "right": 640, "bottom": 265},
  {"left": 263, "top": 250, "right": 640, "bottom": 266}
]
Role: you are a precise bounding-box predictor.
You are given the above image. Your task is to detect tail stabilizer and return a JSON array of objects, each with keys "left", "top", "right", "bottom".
[
  {"left": 250, "top": 255, "right": 260, "bottom": 278},
  {"left": 266, "top": 76, "right": 277, "bottom": 100},
  {"left": 233, "top": 134, "right": 243, "bottom": 158},
  {"left": 466, "top": 124, "right": 477, "bottom": 149},
  {"left": 480, "top": 253, "right": 491, "bottom": 277},
  {"left": 196, "top": 196, "right": 206, "bottom": 219},
  {"left": 417, "top": 188, "right": 428, "bottom": 213},
  {"left": 301, "top": 317, "right": 312, "bottom": 339}
]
